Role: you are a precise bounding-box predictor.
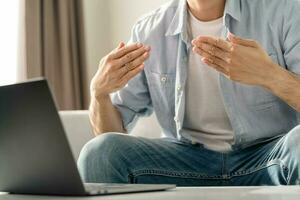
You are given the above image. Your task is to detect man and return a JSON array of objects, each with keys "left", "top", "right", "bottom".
[{"left": 78, "top": 0, "right": 300, "bottom": 186}]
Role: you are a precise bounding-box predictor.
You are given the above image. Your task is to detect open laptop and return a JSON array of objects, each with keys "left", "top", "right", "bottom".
[{"left": 0, "top": 79, "right": 175, "bottom": 196}]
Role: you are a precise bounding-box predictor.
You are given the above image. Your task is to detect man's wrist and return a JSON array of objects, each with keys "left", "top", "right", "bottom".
[
  {"left": 91, "top": 90, "right": 111, "bottom": 102},
  {"left": 261, "top": 63, "right": 288, "bottom": 92}
]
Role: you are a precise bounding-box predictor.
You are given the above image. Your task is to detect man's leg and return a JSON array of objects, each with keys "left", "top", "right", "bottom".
[
  {"left": 229, "top": 125, "right": 300, "bottom": 185},
  {"left": 78, "top": 133, "right": 227, "bottom": 186}
]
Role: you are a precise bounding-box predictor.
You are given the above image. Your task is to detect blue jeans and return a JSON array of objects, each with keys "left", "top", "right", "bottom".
[{"left": 77, "top": 126, "right": 300, "bottom": 186}]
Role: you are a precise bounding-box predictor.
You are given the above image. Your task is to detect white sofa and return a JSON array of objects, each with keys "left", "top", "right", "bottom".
[{"left": 59, "top": 111, "right": 161, "bottom": 160}]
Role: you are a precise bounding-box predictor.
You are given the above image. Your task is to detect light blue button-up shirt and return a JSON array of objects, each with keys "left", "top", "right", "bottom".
[{"left": 112, "top": 0, "right": 300, "bottom": 149}]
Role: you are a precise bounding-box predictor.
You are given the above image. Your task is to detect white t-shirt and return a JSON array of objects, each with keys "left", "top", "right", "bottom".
[{"left": 182, "top": 11, "right": 234, "bottom": 152}]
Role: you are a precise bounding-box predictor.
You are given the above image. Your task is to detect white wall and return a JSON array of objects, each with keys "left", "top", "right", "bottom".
[
  {"left": 108, "top": 0, "right": 170, "bottom": 49},
  {"left": 82, "top": 0, "right": 111, "bottom": 97}
]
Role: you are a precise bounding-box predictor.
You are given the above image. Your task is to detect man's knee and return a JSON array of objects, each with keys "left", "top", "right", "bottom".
[
  {"left": 77, "top": 132, "right": 130, "bottom": 183},
  {"left": 285, "top": 125, "right": 300, "bottom": 151},
  {"left": 283, "top": 126, "right": 300, "bottom": 184}
]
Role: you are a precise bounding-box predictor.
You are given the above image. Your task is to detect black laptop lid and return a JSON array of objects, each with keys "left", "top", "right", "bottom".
[{"left": 0, "top": 79, "right": 85, "bottom": 195}]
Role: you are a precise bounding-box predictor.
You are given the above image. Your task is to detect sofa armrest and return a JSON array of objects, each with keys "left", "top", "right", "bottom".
[
  {"left": 59, "top": 110, "right": 161, "bottom": 160},
  {"left": 59, "top": 111, "right": 94, "bottom": 160}
]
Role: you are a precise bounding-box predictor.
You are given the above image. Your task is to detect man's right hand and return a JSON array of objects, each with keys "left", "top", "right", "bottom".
[{"left": 91, "top": 42, "right": 151, "bottom": 100}]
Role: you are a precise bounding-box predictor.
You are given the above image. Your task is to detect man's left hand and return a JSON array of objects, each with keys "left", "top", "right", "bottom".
[{"left": 192, "top": 33, "right": 279, "bottom": 87}]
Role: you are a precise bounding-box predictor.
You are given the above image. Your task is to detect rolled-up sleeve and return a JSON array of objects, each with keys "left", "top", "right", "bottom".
[
  {"left": 111, "top": 23, "right": 153, "bottom": 133},
  {"left": 283, "top": 3, "right": 300, "bottom": 75}
]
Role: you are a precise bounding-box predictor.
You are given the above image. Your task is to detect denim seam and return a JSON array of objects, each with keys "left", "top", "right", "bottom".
[
  {"left": 286, "top": 168, "right": 292, "bottom": 185},
  {"left": 129, "top": 160, "right": 289, "bottom": 183},
  {"left": 230, "top": 160, "right": 289, "bottom": 183},
  {"left": 130, "top": 169, "right": 225, "bottom": 180}
]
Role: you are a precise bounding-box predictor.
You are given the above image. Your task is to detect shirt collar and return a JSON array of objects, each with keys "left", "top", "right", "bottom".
[
  {"left": 165, "top": 0, "right": 241, "bottom": 37},
  {"left": 225, "top": 0, "right": 241, "bottom": 22}
]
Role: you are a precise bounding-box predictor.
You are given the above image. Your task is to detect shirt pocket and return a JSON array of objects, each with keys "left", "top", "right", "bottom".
[
  {"left": 239, "top": 85, "right": 277, "bottom": 110},
  {"left": 239, "top": 54, "right": 278, "bottom": 111},
  {"left": 147, "top": 71, "right": 176, "bottom": 121},
  {"left": 148, "top": 71, "right": 176, "bottom": 104},
  {"left": 238, "top": 53, "right": 279, "bottom": 110}
]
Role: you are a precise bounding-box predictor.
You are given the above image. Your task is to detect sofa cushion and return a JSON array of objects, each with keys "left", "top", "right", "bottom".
[{"left": 59, "top": 111, "right": 161, "bottom": 160}]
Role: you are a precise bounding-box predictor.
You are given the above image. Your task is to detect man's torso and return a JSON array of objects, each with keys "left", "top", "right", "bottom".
[{"left": 112, "top": 0, "right": 300, "bottom": 149}]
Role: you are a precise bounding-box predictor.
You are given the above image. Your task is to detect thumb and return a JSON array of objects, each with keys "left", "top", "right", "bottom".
[
  {"left": 117, "top": 42, "right": 125, "bottom": 49},
  {"left": 228, "top": 32, "right": 258, "bottom": 47}
]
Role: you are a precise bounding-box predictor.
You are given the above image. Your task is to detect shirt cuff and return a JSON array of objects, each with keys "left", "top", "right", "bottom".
[{"left": 114, "top": 104, "right": 139, "bottom": 133}]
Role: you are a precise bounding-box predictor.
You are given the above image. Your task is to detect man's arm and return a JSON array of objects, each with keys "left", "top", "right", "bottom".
[
  {"left": 89, "top": 95, "right": 125, "bottom": 135},
  {"left": 90, "top": 42, "right": 151, "bottom": 136},
  {"left": 191, "top": 33, "right": 300, "bottom": 112},
  {"left": 264, "top": 65, "right": 300, "bottom": 112}
]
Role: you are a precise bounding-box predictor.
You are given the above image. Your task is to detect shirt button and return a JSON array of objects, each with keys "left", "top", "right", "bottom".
[
  {"left": 177, "top": 86, "right": 182, "bottom": 91},
  {"left": 174, "top": 117, "right": 179, "bottom": 122},
  {"left": 161, "top": 76, "right": 167, "bottom": 83}
]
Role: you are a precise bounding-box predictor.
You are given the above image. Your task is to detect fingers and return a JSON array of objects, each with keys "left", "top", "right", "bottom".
[
  {"left": 102, "top": 42, "right": 150, "bottom": 83},
  {"left": 193, "top": 36, "right": 233, "bottom": 52},
  {"left": 116, "top": 51, "right": 150, "bottom": 78},
  {"left": 109, "top": 43, "right": 143, "bottom": 60},
  {"left": 94, "top": 42, "right": 149, "bottom": 96},
  {"left": 117, "top": 42, "right": 125, "bottom": 49},
  {"left": 119, "top": 64, "right": 145, "bottom": 86},
  {"left": 193, "top": 46, "right": 212, "bottom": 60},
  {"left": 109, "top": 42, "right": 126, "bottom": 59},
  {"left": 202, "top": 57, "right": 230, "bottom": 77},
  {"left": 228, "top": 32, "right": 258, "bottom": 47},
  {"left": 117, "top": 45, "right": 151, "bottom": 67},
  {"left": 193, "top": 46, "right": 229, "bottom": 75},
  {"left": 194, "top": 42, "right": 231, "bottom": 63},
  {"left": 127, "top": 51, "right": 150, "bottom": 71}
]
